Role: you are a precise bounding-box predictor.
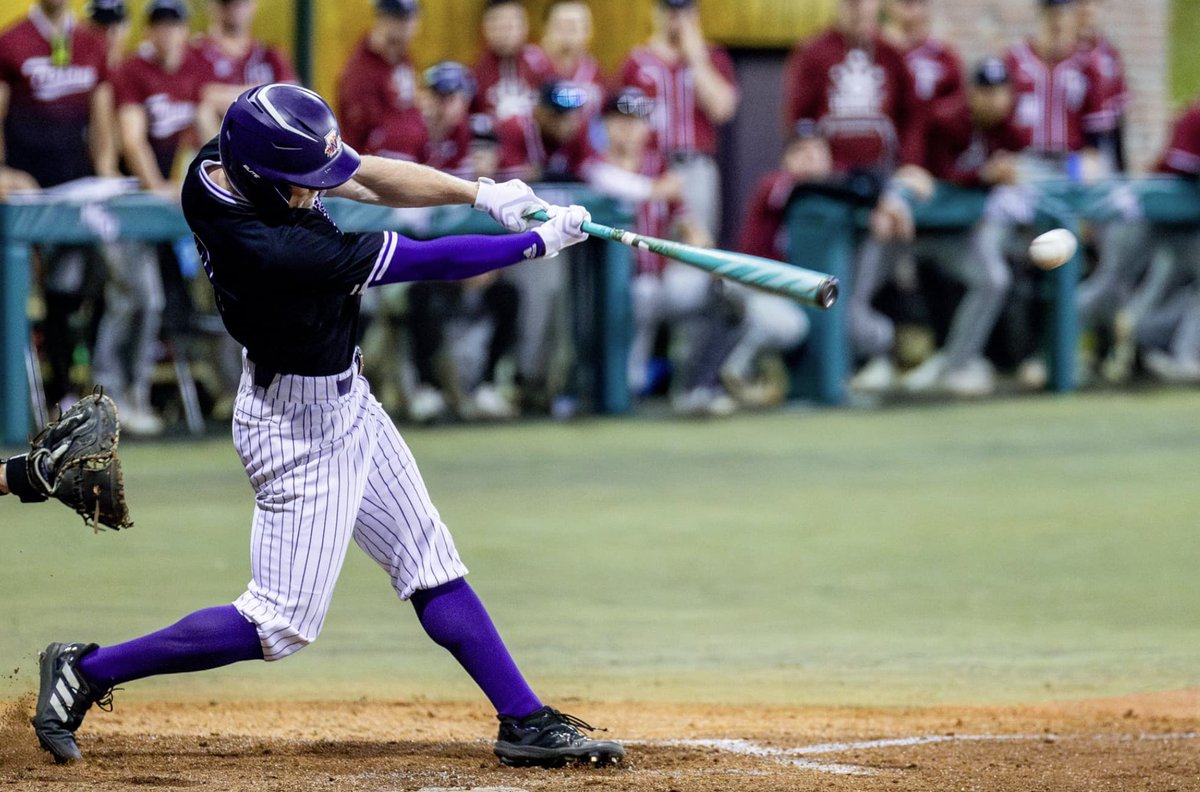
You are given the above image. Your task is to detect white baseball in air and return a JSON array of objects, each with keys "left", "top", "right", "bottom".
[{"left": 1029, "top": 229, "right": 1078, "bottom": 270}]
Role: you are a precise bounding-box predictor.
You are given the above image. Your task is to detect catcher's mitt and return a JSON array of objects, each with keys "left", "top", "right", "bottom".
[{"left": 28, "top": 388, "right": 133, "bottom": 531}]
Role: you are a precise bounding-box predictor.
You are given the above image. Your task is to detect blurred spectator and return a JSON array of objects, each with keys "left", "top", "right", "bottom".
[
  {"left": 85, "top": 0, "right": 130, "bottom": 69},
  {"left": 336, "top": 0, "right": 423, "bottom": 157},
  {"left": 851, "top": 59, "right": 1026, "bottom": 397},
  {"left": 881, "top": 0, "right": 964, "bottom": 107},
  {"left": 94, "top": 0, "right": 202, "bottom": 435},
  {"left": 783, "top": 0, "right": 923, "bottom": 176},
  {"left": 0, "top": 0, "right": 118, "bottom": 405},
  {"left": 618, "top": 0, "right": 738, "bottom": 240},
  {"left": 193, "top": 0, "right": 297, "bottom": 138},
  {"left": 407, "top": 274, "right": 521, "bottom": 422},
  {"left": 1004, "top": 0, "right": 1108, "bottom": 163},
  {"left": 720, "top": 127, "right": 820, "bottom": 408},
  {"left": 599, "top": 88, "right": 733, "bottom": 415},
  {"left": 473, "top": 0, "right": 550, "bottom": 122},
  {"left": 411, "top": 61, "right": 475, "bottom": 177},
  {"left": 496, "top": 79, "right": 595, "bottom": 182},
  {"left": 538, "top": 0, "right": 603, "bottom": 120},
  {"left": 494, "top": 80, "right": 594, "bottom": 409},
  {"left": 1075, "top": 101, "right": 1200, "bottom": 385},
  {"left": 467, "top": 112, "right": 502, "bottom": 179},
  {"left": 1076, "top": 0, "right": 1128, "bottom": 171}
]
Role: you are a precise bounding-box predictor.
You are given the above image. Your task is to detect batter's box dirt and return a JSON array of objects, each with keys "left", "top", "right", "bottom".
[{"left": 1, "top": 691, "right": 1198, "bottom": 791}]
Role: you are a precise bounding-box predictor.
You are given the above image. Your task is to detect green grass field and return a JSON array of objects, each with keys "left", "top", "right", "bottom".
[{"left": 2, "top": 392, "right": 1198, "bottom": 708}]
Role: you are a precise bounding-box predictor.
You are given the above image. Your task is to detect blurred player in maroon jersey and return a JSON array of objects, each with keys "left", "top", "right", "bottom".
[
  {"left": 336, "top": 0, "right": 424, "bottom": 159},
  {"left": 618, "top": 0, "right": 738, "bottom": 241},
  {"left": 1072, "top": 102, "right": 1200, "bottom": 386},
  {"left": 0, "top": 0, "right": 120, "bottom": 406},
  {"left": 473, "top": 0, "right": 551, "bottom": 122},
  {"left": 1076, "top": 0, "right": 1128, "bottom": 171},
  {"left": 538, "top": 1, "right": 604, "bottom": 121},
  {"left": 85, "top": 0, "right": 130, "bottom": 69},
  {"left": 192, "top": 0, "right": 296, "bottom": 137},
  {"left": 784, "top": 0, "right": 924, "bottom": 176},
  {"left": 598, "top": 87, "right": 722, "bottom": 414},
  {"left": 881, "top": 0, "right": 964, "bottom": 108},
  {"left": 851, "top": 58, "right": 1027, "bottom": 397},
  {"left": 93, "top": 0, "right": 204, "bottom": 435},
  {"left": 412, "top": 62, "right": 476, "bottom": 177},
  {"left": 1004, "top": 0, "right": 1109, "bottom": 166},
  {"left": 495, "top": 80, "right": 595, "bottom": 182}
]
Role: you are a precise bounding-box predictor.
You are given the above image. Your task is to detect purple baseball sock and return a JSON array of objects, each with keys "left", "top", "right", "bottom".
[
  {"left": 411, "top": 578, "right": 542, "bottom": 719},
  {"left": 78, "top": 605, "right": 264, "bottom": 690}
]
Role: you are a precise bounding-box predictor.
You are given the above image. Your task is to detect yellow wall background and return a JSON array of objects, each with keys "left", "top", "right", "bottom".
[{"left": 0, "top": 0, "right": 835, "bottom": 103}]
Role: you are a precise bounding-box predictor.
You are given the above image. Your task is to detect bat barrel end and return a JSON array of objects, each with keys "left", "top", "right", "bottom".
[{"left": 816, "top": 278, "right": 839, "bottom": 309}]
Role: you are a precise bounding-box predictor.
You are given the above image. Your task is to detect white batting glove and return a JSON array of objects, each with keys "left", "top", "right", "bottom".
[
  {"left": 533, "top": 204, "right": 591, "bottom": 259},
  {"left": 473, "top": 177, "right": 550, "bottom": 232}
]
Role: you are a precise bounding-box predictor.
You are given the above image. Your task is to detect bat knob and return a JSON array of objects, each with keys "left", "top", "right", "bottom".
[{"left": 817, "top": 278, "right": 839, "bottom": 310}]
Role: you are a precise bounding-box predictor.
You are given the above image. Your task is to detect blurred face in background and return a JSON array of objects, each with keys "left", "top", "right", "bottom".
[
  {"left": 652, "top": 6, "right": 697, "bottom": 46},
  {"left": 969, "top": 83, "right": 1014, "bottom": 126},
  {"left": 427, "top": 90, "right": 470, "bottom": 129},
  {"left": 483, "top": 3, "right": 528, "bottom": 58},
  {"left": 1039, "top": 2, "right": 1079, "bottom": 56},
  {"left": 148, "top": 19, "right": 189, "bottom": 70},
  {"left": 885, "top": 0, "right": 928, "bottom": 34},
  {"left": 543, "top": 2, "right": 593, "bottom": 59},
  {"left": 1077, "top": 0, "right": 1100, "bottom": 38},
  {"left": 211, "top": 0, "right": 256, "bottom": 36},
  {"left": 838, "top": 0, "right": 882, "bottom": 41},
  {"left": 604, "top": 112, "right": 651, "bottom": 158},
  {"left": 470, "top": 140, "right": 500, "bottom": 179},
  {"left": 533, "top": 104, "right": 583, "bottom": 146},
  {"left": 783, "top": 137, "right": 833, "bottom": 181},
  {"left": 371, "top": 14, "right": 420, "bottom": 64},
  {"left": 99, "top": 20, "right": 131, "bottom": 64}
]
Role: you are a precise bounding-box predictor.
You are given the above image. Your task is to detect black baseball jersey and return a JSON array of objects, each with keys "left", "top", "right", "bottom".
[{"left": 181, "top": 139, "right": 391, "bottom": 377}]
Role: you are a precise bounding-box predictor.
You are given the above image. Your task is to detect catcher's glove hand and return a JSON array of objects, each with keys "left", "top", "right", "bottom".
[{"left": 28, "top": 388, "right": 133, "bottom": 531}]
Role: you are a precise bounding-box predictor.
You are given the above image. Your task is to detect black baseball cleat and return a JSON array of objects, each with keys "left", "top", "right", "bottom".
[
  {"left": 494, "top": 706, "right": 625, "bottom": 768},
  {"left": 30, "top": 642, "right": 110, "bottom": 763}
]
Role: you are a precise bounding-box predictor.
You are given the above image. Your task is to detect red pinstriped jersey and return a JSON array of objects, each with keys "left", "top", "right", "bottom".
[
  {"left": 1079, "top": 34, "right": 1128, "bottom": 123},
  {"left": 625, "top": 146, "right": 682, "bottom": 276},
  {"left": 472, "top": 45, "right": 553, "bottom": 121},
  {"left": 1156, "top": 103, "right": 1200, "bottom": 176},
  {"left": 736, "top": 171, "right": 795, "bottom": 263},
  {"left": 900, "top": 36, "right": 965, "bottom": 105},
  {"left": 618, "top": 44, "right": 737, "bottom": 157},
  {"left": 783, "top": 30, "right": 924, "bottom": 172},
  {"left": 1004, "top": 40, "right": 1107, "bottom": 153}
]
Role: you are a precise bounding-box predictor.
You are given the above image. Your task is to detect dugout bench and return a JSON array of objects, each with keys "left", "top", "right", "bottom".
[
  {"left": 0, "top": 189, "right": 633, "bottom": 445},
  {"left": 786, "top": 176, "right": 1200, "bottom": 405}
]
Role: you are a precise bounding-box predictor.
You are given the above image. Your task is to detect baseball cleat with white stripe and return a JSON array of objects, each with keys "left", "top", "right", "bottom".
[
  {"left": 30, "top": 642, "right": 108, "bottom": 763},
  {"left": 494, "top": 706, "right": 625, "bottom": 768}
]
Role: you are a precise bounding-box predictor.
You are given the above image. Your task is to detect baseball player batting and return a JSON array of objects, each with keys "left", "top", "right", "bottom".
[{"left": 15, "top": 83, "right": 623, "bottom": 769}]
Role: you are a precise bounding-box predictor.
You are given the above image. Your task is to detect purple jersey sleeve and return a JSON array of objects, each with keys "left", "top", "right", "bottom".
[{"left": 360, "top": 230, "right": 546, "bottom": 292}]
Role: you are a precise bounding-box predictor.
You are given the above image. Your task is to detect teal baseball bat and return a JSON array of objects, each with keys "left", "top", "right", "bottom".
[{"left": 527, "top": 209, "right": 838, "bottom": 309}]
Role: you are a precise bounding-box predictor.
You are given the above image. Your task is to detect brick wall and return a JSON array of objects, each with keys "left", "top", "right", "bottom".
[{"left": 933, "top": 0, "right": 1171, "bottom": 172}]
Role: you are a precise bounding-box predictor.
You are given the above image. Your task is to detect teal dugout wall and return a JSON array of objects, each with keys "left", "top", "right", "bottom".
[
  {"left": 788, "top": 177, "right": 1200, "bottom": 404},
  {"left": 0, "top": 191, "right": 632, "bottom": 445}
]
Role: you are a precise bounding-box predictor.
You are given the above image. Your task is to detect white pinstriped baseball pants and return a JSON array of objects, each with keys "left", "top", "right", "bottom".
[{"left": 230, "top": 350, "right": 468, "bottom": 661}]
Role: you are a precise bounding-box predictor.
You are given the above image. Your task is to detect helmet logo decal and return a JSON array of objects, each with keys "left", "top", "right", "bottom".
[{"left": 324, "top": 129, "right": 341, "bottom": 158}]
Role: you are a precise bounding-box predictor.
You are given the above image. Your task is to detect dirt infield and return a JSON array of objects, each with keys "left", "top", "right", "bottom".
[{"left": 1, "top": 690, "right": 1197, "bottom": 791}]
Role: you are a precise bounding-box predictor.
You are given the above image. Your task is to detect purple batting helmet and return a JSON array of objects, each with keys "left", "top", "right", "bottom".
[{"left": 218, "top": 83, "right": 361, "bottom": 212}]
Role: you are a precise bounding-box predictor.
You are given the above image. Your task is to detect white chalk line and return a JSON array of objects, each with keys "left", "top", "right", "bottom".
[{"left": 632, "top": 731, "right": 1200, "bottom": 777}]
